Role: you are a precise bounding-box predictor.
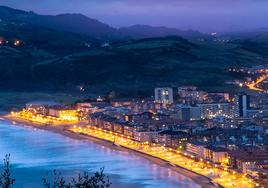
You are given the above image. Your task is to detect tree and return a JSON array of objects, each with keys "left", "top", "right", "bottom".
[
  {"left": 0, "top": 154, "right": 15, "bottom": 188},
  {"left": 0, "top": 155, "right": 111, "bottom": 188},
  {"left": 42, "top": 170, "right": 71, "bottom": 188},
  {"left": 43, "top": 167, "right": 111, "bottom": 188}
]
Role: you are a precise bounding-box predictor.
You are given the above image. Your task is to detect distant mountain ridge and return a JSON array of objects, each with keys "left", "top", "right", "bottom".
[
  {"left": 1, "top": 6, "right": 268, "bottom": 95},
  {"left": 0, "top": 6, "right": 119, "bottom": 40},
  {"left": 118, "top": 25, "right": 208, "bottom": 39},
  {"left": 0, "top": 6, "right": 207, "bottom": 40}
]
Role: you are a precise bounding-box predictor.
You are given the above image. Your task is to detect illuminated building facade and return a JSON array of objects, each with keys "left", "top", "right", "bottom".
[
  {"left": 234, "top": 94, "right": 250, "bottom": 117},
  {"left": 154, "top": 87, "right": 174, "bottom": 107}
]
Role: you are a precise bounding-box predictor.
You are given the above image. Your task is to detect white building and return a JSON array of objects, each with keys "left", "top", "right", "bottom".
[
  {"left": 155, "top": 88, "right": 173, "bottom": 107},
  {"left": 133, "top": 130, "right": 160, "bottom": 142},
  {"left": 197, "top": 103, "right": 231, "bottom": 119},
  {"left": 178, "top": 86, "right": 207, "bottom": 103},
  {"left": 175, "top": 105, "right": 201, "bottom": 121},
  {"left": 186, "top": 141, "right": 206, "bottom": 158},
  {"left": 203, "top": 146, "right": 228, "bottom": 164}
]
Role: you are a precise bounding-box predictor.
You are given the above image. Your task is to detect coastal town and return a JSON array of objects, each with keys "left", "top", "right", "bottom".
[
  {"left": 1, "top": 1, "right": 268, "bottom": 188},
  {"left": 4, "top": 71, "right": 268, "bottom": 188}
]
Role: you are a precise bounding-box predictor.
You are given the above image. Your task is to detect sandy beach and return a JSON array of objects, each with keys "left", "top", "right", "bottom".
[{"left": 2, "top": 115, "right": 218, "bottom": 188}]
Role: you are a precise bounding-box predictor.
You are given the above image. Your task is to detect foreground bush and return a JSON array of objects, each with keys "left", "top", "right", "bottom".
[
  {"left": 0, "top": 155, "right": 15, "bottom": 188},
  {"left": 0, "top": 155, "right": 111, "bottom": 188}
]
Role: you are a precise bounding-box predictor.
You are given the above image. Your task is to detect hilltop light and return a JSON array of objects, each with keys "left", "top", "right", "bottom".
[
  {"left": 78, "top": 85, "right": 85, "bottom": 92},
  {"left": 211, "top": 32, "right": 217, "bottom": 36},
  {"left": 14, "top": 40, "right": 21, "bottom": 46}
]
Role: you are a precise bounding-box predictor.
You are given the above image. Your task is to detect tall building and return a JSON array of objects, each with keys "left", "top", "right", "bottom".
[
  {"left": 179, "top": 107, "right": 191, "bottom": 121},
  {"left": 234, "top": 94, "right": 250, "bottom": 117},
  {"left": 176, "top": 105, "right": 201, "bottom": 121},
  {"left": 155, "top": 88, "right": 173, "bottom": 107},
  {"left": 177, "top": 86, "right": 207, "bottom": 103},
  {"left": 197, "top": 103, "right": 231, "bottom": 119}
]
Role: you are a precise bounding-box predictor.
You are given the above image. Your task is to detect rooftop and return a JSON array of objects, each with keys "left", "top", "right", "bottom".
[
  {"left": 205, "top": 145, "right": 228, "bottom": 152},
  {"left": 26, "top": 101, "right": 60, "bottom": 106},
  {"left": 228, "top": 148, "right": 268, "bottom": 162}
]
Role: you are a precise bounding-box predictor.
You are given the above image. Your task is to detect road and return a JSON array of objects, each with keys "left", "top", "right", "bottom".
[{"left": 246, "top": 74, "right": 268, "bottom": 92}]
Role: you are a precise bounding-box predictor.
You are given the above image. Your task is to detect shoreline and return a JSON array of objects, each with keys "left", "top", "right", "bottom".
[{"left": 2, "top": 115, "right": 217, "bottom": 188}]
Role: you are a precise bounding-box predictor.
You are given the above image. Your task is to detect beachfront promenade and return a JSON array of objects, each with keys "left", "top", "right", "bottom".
[
  {"left": 69, "top": 125, "right": 255, "bottom": 188},
  {"left": 3, "top": 111, "right": 258, "bottom": 188}
]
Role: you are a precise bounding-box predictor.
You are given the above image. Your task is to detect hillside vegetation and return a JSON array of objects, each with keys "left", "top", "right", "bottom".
[{"left": 0, "top": 6, "right": 268, "bottom": 96}]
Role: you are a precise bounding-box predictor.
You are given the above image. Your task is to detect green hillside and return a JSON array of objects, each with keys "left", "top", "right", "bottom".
[
  {"left": 0, "top": 20, "right": 268, "bottom": 96},
  {"left": 25, "top": 37, "right": 267, "bottom": 95}
]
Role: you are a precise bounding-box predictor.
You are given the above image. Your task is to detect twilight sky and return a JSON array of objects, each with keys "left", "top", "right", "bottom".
[{"left": 0, "top": 0, "right": 268, "bottom": 33}]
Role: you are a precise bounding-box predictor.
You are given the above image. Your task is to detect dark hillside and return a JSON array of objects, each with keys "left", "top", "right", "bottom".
[{"left": 0, "top": 6, "right": 268, "bottom": 96}]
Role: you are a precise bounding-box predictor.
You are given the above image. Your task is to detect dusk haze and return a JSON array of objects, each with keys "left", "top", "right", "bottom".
[{"left": 0, "top": 0, "right": 268, "bottom": 32}]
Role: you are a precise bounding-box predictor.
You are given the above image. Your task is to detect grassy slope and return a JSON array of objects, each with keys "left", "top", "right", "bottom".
[
  {"left": 28, "top": 36, "right": 267, "bottom": 95},
  {"left": 0, "top": 22, "right": 268, "bottom": 96}
]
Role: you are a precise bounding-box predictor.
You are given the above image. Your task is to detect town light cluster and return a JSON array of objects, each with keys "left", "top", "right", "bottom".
[
  {"left": 10, "top": 108, "right": 78, "bottom": 124},
  {"left": 6, "top": 68, "right": 268, "bottom": 188},
  {"left": 70, "top": 125, "right": 255, "bottom": 188}
]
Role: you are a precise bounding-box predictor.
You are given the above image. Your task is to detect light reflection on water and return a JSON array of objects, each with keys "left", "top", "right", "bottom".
[{"left": 0, "top": 121, "right": 200, "bottom": 188}]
